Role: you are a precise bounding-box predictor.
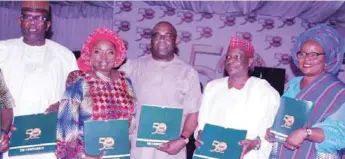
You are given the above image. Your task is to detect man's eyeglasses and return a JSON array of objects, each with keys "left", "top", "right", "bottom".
[
  {"left": 20, "top": 14, "right": 48, "bottom": 23},
  {"left": 226, "top": 55, "right": 244, "bottom": 61},
  {"left": 296, "top": 51, "right": 325, "bottom": 60},
  {"left": 151, "top": 33, "right": 176, "bottom": 40}
]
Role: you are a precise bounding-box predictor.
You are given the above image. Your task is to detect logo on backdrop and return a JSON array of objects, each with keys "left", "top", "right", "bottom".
[
  {"left": 196, "top": 12, "right": 213, "bottom": 21},
  {"left": 265, "top": 35, "right": 282, "bottom": 50},
  {"left": 241, "top": 13, "right": 257, "bottom": 25},
  {"left": 176, "top": 11, "right": 194, "bottom": 25},
  {"left": 257, "top": 18, "right": 275, "bottom": 32},
  {"left": 138, "top": 8, "right": 155, "bottom": 22},
  {"left": 196, "top": 26, "right": 213, "bottom": 40},
  {"left": 159, "top": 6, "right": 176, "bottom": 18},
  {"left": 114, "top": 1, "right": 132, "bottom": 14},
  {"left": 136, "top": 27, "right": 153, "bottom": 41}
]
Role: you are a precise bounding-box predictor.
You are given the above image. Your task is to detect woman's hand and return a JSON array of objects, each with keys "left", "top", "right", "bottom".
[
  {"left": 265, "top": 128, "right": 276, "bottom": 143},
  {"left": 283, "top": 128, "right": 307, "bottom": 150},
  {"left": 45, "top": 102, "right": 60, "bottom": 114}
]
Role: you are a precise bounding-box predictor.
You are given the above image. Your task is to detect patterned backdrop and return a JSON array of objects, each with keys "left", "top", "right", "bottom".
[
  {"left": 0, "top": 1, "right": 344, "bottom": 86},
  {"left": 110, "top": 1, "right": 345, "bottom": 86}
]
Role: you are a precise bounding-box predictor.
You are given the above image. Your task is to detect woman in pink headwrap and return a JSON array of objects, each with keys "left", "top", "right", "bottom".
[
  {"left": 195, "top": 37, "right": 280, "bottom": 159},
  {"left": 55, "top": 27, "right": 136, "bottom": 159}
]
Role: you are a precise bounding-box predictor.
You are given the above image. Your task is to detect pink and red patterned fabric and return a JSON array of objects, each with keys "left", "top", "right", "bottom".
[
  {"left": 56, "top": 70, "right": 135, "bottom": 159},
  {"left": 229, "top": 37, "right": 255, "bottom": 58},
  {"left": 77, "top": 27, "right": 127, "bottom": 71}
]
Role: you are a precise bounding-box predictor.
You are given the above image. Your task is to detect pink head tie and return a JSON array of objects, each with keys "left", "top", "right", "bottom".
[{"left": 77, "top": 27, "right": 126, "bottom": 71}]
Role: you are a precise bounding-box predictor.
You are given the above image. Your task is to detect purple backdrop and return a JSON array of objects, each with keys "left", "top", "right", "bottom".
[{"left": 0, "top": 1, "right": 344, "bottom": 85}]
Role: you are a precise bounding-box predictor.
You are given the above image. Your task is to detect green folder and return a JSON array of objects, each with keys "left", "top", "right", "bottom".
[
  {"left": 9, "top": 112, "right": 57, "bottom": 156},
  {"left": 84, "top": 119, "right": 130, "bottom": 159},
  {"left": 193, "top": 124, "right": 247, "bottom": 159},
  {"left": 270, "top": 96, "right": 314, "bottom": 142},
  {"left": 136, "top": 105, "right": 183, "bottom": 148}
]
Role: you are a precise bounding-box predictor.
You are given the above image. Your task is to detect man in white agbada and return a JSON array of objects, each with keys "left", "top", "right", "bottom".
[
  {"left": 195, "top": 37, "right": 280, "bottom": 159},
  {"left": 0, "top": 1, "right": 78, "bottom": 158}
]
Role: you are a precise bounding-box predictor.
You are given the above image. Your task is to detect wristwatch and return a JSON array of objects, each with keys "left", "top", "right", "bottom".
[
  {"left": 254, "top": 137, "right": 261, "bottom": 150},
  {"left": 306, "top": 128, "right": 312, "bottom": 139},
  {"left": 180, "top": 135, "right": 189, "bottom": 144}
]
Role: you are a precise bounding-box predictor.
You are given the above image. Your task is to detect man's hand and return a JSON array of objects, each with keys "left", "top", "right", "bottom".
[
  {"left": 239, "top": 139, "right": 260, "bottom": 159},
  {"left": 45, "top": 102, "right": 59, "bottom": 114},
  {"left": 194, "top": 130, "right": 203, "bottom": 148},
  {"left": 0, "top": 126, "right": 16, "bottom": 152},
  {"left": 157, "top": 138, "right": 186, "bottom": 155},
  {"left": 0, "top": 132, "right": 10, "bottom": 152}
]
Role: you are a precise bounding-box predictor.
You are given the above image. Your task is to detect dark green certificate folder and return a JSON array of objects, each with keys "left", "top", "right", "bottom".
[
  {"left": 136, "top": 105, "right": 183, "bottom": 148},
  {"left": 270, "top": 96, "right": 313, "bottom": 142},
  {"left": 193, "top": 124, "right": 247, "bottom": 159},
  {"left": 84, "top": 119, "right": 130, "bottom": 159},
  {"left": 9, "top": 112, "right": 57, "bottom": 156}
]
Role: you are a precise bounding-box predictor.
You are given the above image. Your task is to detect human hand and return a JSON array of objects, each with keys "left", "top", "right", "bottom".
[
  {"left": 194, "top": 131, "right": 203, "bottom": 148},
  {"left": 265, "top": 128, "right": 276, "bottom": 143},
  {"left": 157, "top": 138, "right": 186, "bottom": 155},
  {"left": 239, "top": 139, "right": 260, "bottom": 159},
  {"left": 283, "top": 128, "right": 307, "bottom": 151},
  {"left": 44, "top": 102, "right": 59, "bottom": 114}
]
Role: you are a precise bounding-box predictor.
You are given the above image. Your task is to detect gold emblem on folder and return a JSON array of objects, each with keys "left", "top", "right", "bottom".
[
  {"left": 281, "top": 115, "right": 295, "bottom": 128},
  {"left": 152, "top": 122, "right": 167, "bottom": 135},
  {"left": 25, "top": 128, "right": 41, "bottom": 140},
  {"left": 210, "top": 141, "right": 227, "bottom": 153},
  {"left": 99, "top": 137, "right": 115, "bottom": 150}
]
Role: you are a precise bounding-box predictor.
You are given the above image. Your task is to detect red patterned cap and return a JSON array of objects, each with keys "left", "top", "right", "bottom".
[
  {"left": 22, "top": 1, "right": 49, "bottom": 11},
  {"left": 229, "top": 37, "right": 254, "bottom": 57}
]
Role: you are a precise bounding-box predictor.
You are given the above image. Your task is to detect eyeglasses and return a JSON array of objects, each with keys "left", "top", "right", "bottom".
[
  {"left": 20, "top": 14, "right": 48, "bottom": 23},
  {"left": 151, "top": 33, "right": 176, "bottom": 40},
  {"left": 296, "top": 51, "right": 325, "bottom": 60},
  {"left": 226, "top": 55, "right": 244, "bottom": 61}
]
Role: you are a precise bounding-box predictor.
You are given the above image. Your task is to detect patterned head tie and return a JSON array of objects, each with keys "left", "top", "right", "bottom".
[
  {"left": 292, "top": 24, "right": 345, "bottom": 74},
  {"left": 77, "top": 27, "right": 127, "bottom": 71}
]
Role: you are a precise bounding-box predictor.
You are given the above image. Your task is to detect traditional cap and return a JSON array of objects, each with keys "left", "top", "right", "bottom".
[
  {"left": 22, "top": 1, "right": 50, "bottom": 12},
  {"left": 229, "top": 37, "right": 255, "bottom": 58}
]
